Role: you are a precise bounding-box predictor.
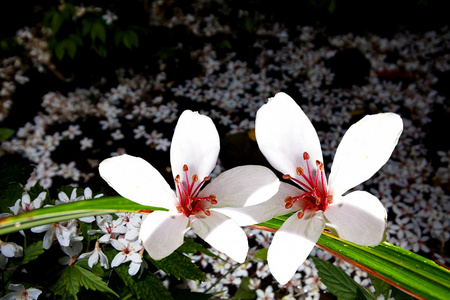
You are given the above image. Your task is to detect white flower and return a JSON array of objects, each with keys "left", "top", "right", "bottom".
[
  {"left": 99, "top": 110, "right": 280, "bottom": 263},
  {"left": 59, "top": 241, "right": 83, "bottom": 265},
  {"left": 10, "top": 192, "right": 46, "bottom": 215},
  {"left": 0, "top": 240, "right": 23, "bottom": 269},
  {"left": 0, "top": 284, "right": 42, "bottom": 300},
  {"left": 255, "top": 92, "right": 403, "bottom": 284},
  {"left": 78, "top": 241, "right": 109, "bottom": 269},
  {"left": 110, "top": 237, "right": 142, "bottom": 276},
  {"left": 87, "top": 215, "right": 127, "bottom": 243}
]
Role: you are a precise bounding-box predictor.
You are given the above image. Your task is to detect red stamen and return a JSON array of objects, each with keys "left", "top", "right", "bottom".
[{"left": 174, "top": 164, "right": 217, "bottom": 217}]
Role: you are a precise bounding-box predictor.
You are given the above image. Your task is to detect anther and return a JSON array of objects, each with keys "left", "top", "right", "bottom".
[
  {"left": 296, "top": 167, "right": 304, "bottom": 176},
  {"left": 297, "top": 210, "right": 305, "bottom": 219},
  {"left": 303, "top": 152, "right": 310, "bottom": 160},
  {"left": 183, "top": 164, "right": 189, "bottom": 172},
  {"left": 192, "top": 174, "right": 198, "bottom": 182},
  {"left": 282, "top": 174, "right": 291, "bottom": 180}
]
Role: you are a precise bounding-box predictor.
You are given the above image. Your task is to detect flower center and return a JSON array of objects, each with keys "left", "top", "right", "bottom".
[
  {"left": 282, "top": 152, "right": 333, "bottom": 219},
  {"left": 175, "top": 164, "right": 217, "bottom": 217}
]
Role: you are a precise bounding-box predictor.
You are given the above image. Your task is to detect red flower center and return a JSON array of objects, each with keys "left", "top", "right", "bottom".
[
  {"left": 175, "top": 164, "right": 217, "bottom": 217},
  {"left": 283, "top": 152, "right": 333, "bottom": 219}
]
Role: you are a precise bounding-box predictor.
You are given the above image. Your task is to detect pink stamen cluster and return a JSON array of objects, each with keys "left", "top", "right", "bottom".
[
  {"left": 175, "top": 164, "right": 217, "bottom": 217},
  {"left": 282, "top": 152, "right": 333, "bottom": 219}
]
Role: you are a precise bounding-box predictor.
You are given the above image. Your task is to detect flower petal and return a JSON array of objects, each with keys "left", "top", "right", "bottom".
[
  {"left": 170, "top": 110, "right": 220, "bottom": 183},
  {"left": 199, "top": 165, "right": 280, "bottom": 208},
  {"left": 216, "top": 182, "right": 303, "bottom": 226},
  {"left": 268, "top": 210, "right": 325, "bottom": 285},
  {"left": 190, "top": 211, "right": 248, "bottom": 263},
  {"left": 324, "top": 191, "right": 387, "bottom": 246},
  {"left": 99, "top": 154, "right": 176, "bottom": 209},
  {"left": 139, "top": 211, "right": 189, "bottom": 260},
  {"left": 328, "top": 113, "right": 403, "bottom": 196},
  {"left": 255, "top": 92, "right": 323, "bottom": 185}
]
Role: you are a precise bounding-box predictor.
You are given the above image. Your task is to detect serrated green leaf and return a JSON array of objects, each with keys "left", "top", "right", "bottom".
[
  {"left": 369, "top": 274, "right": 390, "bottom": 299},
  {"left": 0, "top": 128, "right": 15, "bottom": 142},
  {"left": 76, "top": 259, "right": 104, "bottom": 277},
  {"left": 110, "top": 254, "right": 173, "bottom": 299},
  {"left": 51, "top": 11, "right": 64, "bottom": 34},
  {"left": 81, "top": 19, "right": 93, "bottom": 36},
  {"left": 231, "top": 277, "right": 256, "bottom": 300},
  {"left": 0, "top": 196, "right": 168, "bottom": 236},
  {"left": 91, "top": 22, "right": 106, "bottom": 43},
  {"left": 22, "top": 240, "right": 44, "bottom": 264},
  {"left": 55, "top": 40, "right": 65, "bottom": 60},
  {"left": 0, "top": 182, "right": 24, "bottom": 213},
  {"left": 148, "top": 251, "right": 206, "bottom": 281},
  {"left": 52, "top": 264, "right": 119, "bottom": 298},
  {"left": 75, "top": 264, "right": 118, "bottom": 296},
  {"left": 311, "top": 256, "right": 373, "bottom": 300}
]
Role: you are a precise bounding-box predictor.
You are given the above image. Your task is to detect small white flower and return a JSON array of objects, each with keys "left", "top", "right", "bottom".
[
  {"left": 80, "top": 137, "right": 93, "bottom": 150},
  {"left": 78, "top": 241, "right": 109, "bottom": 269},
  {"left": 110, "top": 237, "right": 142, "bottom": 275},
  {"left": 10, "top": 192, "right": 46, "bottom": 215},
  {"left": 1, "top": 284, "right": 42, "bottom": 300}
]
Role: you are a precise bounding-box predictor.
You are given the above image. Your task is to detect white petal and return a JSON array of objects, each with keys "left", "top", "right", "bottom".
[
  {"left": 199, "top": 165, "right": 280, "bottom": 208},
  {"left": 111, "top": 253, "right": 126, "bottom": 268},
  {"left": 190, "top": 211, "right": 248, "bottom": 263},
  {"left": 88, "top": 251, "right": 99, "bottom": 268},
  {"left": 7, "top": 284, "right": 25, "bottom": 292},
  {"left": 324, "top": 191, "right": 387, "bottom": 246},
  {"left": 216, "top": 182, "right": 303, "bottom": 226},
  {"left": 26, "top": 288, "right": 42, "bottom": 299},
  {"left": 328, "top": 113, "right": 403, "bottom": 196},
  {"left": 170, "top": 110, "right": 220, "bottom": 183},
  {"left": 99, "top": 154, "right": 176, "bottom": 209},
  {"left": 255, "top": 92, "right": 323, "bottom": 185},
  {"left": 139, "top": 211, "right": 189, "bottom": 260},
  {"left": 128, "top": 262, "right": 141, "bottom": 276},
  {"left": 268, "top": 210, "right": 325, "bottom": 285}
]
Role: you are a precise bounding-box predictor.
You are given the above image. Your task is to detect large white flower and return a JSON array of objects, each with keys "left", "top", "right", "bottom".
[
  {"left": 99, "top": 110, "right": 280, "bottom": 263},
  {"left": 255, "top": 92, "right": 403, "bottom": 284}
]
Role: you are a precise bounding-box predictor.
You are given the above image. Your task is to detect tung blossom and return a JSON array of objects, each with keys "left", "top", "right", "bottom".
[
  {"left": 255, "top": 92, "right": 403, "bottom": 284},
  {"left": 99, "top": 110, "right": 280, "bottom": 263}
]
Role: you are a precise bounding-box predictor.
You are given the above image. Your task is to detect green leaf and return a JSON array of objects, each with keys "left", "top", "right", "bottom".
[
  {"left": 122, "top": 30, "right": 139, "bottom": 49},
  {"left": 0, "top": 196, "right": 168, "bottom": 236},
  {"left": 231, "top": 277, "right": 256, "bottom": 300},
  {"left": 51, "top": 11, "right": 64, "bottom": 34},
  {"left": 110, "top": 252, "right": 173, "bottom": 299},
  {"left": 391, "top": 287, "right": 415, "bottom": 300},
  {"left": 0, "top": 128, "right": 15, "bottom": 142},
  {"left": 148, "top": 251, "right": 206, "bottom": 281},
  {"left": 369, "top": 274, "right": 391, "bottom": 299},
  {"left": 311, "top": 256, "right": 373, "bottom": 300},
  {"left": 22, "top": 240, "right": 45, "bottom": 264},
  {"left": 51, "top": 264, "right": 119, "bottom": 298},
  {"left": 253, "top": 248, "right": 268, "bottom": 261},
  {"left": 258, "top": 215, "right": 450, "bottom": 300},
  {"left": 178, "top": 238, "right": 220, "bottom": 259},
  {"left": 91, "top": 22, "right": 106, "bottom": 43}
]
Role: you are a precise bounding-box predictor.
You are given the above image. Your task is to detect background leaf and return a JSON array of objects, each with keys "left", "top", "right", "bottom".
[
  {"left": 147, "top": 251, "right": 206, "bottom": 281},
  {"left": 311, "top": 256, "right": 373, "bottom": 300}
]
